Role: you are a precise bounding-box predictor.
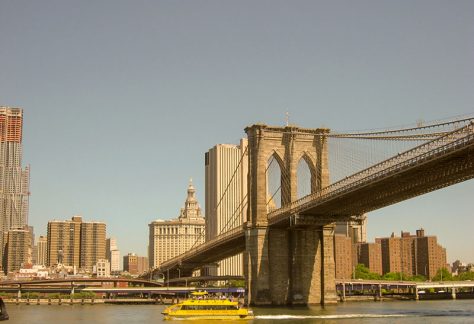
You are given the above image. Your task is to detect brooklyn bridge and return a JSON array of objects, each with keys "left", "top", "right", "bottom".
[{"left": 148, "top": 116, "right": 474, "bottom": 306}]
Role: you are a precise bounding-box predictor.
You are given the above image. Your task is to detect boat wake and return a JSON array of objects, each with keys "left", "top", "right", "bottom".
[{"left": 255, "top": 314, "right": 408, "bottom": 320}]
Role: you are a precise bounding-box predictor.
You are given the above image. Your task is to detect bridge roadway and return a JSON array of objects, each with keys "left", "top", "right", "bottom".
[
  {"left": 0, "top": 278, "right": 163, "bottom": 288},
  {"left": 0, "top": 277, "right": 245, "bottom": 297},
  {"left": 0, "top": 285, "right": 244, "bottom": 297},
  {"left": 336, "top": 280, "right": 474, "bottom": 300},
  {"left": 156, "top": 122, "right": 474, "bottom": 275},
  {"left": 335, "top": 279, "right": 441, "bottom": 290}
]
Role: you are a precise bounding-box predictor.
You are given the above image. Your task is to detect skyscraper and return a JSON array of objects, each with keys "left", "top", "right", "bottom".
[
  {"left": 0, "top": 107, "right": 30, "bottom": 263},
  {"left": 80, "top": 220, "right": 106, "bottom": 272},
  {"left": 204, "top": 139, "right": 248, "bottom": 277},
  {"left": 47, "top": 215, "right": 106, "bottom": 273},
  {"left": 106, "top": 237, "right": 121, "bottom": 273},
  {"left": 36, "top": 235, "right": 47, "bottom": 266},
  {"left": 148, "top": 181, "right": 205, "bottom": 269},
  {"left": 47, "top": 216, "right": 82, "bottom": 269}
]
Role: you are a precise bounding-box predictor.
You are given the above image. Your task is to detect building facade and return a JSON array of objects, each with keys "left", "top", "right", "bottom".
[
  {"left": 36, "top": 235, "right": 47, "bottom": 266},
  {"left": 334, "top": 216, "right": 367, "bottom": 279},
  {"left": 356, "top": 242, "right": 383, "bottom": 275},
  {"left": 376, "top": 234, "right": 402, "bottom": 274},
  {"left": 204, "top": 139, "right": 248, "bottom": 277},
  {"left": 2, "top": 228, "right": 32, "bottom": 273},
  {"left": 123, "top": 253, "right": 148, "bottom": 275},
  {"left": 335, "top": 215, "right": 367, "bottom": 244},
  {"left": 148, "top": 181, "right": 206, "bottom": 269},
  {"left": 376, "top": 228, "right": 447, "bottom": 279},
  {"left": 80, "top": 221, "right": 106, "bottom": 272},
  {"left": 106, "top": 238, "right": 121, "bottom": 273},
  {"left": 0, "top": 107, "right": 30, "bottom": 264},
  {"left": 415, "top": 229, "right": 447, "bottom": 279},
  {"left": 95, "top": 259, "right": 110, "bottom": 278},
  {"left": 335, "top": 226, "right": 446, "bottom": 280},
  {"left": 334, "top": 234, "right": 353, "bottom": 279},
  {"left": 47, "top": 216, "right": 82, "bottom": 269},
  {"left": 47, "top": 215, "right": 106, "bottom": 273}
]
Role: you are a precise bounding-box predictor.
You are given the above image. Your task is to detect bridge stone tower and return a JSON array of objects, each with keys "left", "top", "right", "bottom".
[{"left": 244, "top": 124, "right": 337, "bottom": 306}]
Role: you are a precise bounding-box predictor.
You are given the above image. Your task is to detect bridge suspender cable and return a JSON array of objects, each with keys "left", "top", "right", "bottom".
[{"left": 189, "top": 146, "right": 249, "bottom": 249}]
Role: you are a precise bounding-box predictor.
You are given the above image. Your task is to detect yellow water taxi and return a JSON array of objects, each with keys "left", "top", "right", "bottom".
[{"left": 162, "top": 291, "right": 254, "bottom": 320}]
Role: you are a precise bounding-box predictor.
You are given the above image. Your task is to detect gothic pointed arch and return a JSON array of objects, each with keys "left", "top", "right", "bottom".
[
  {"left": 296, "top": 152, "right": 320, "bottom": 196},
  {"left": 266, "top": 151, "right": 287, "bottom": 212}
]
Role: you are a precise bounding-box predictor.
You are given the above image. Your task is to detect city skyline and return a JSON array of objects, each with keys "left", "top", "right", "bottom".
[{"left": 1, "top": 1, "right": 473, "bottom": 262}]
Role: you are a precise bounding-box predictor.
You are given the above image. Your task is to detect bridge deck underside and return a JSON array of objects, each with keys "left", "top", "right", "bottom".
[
  {"left": 159, "top": 233, "right": 245, "bottom": 273},
  {"left": 270, "top": 143, "right": 474, "bottom": 226}
]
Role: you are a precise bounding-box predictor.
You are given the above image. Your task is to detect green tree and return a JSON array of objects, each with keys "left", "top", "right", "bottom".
[
  {"left": 72, "top": 292, "right": 97, "bottom": 299},
  {"left": 227, "top": 280, "right": 245, "bottom": 288},
  {"left": 354, "top": 264, "right": 381, "bottom": 280},
  {"left": 410, "top": 274, "right": 426, "bottom": 282},
  {"left": 382, "top": 272, "right": 412, "bottom": 281},
  {"left": 456, "top": 271, "right": 474, "bottom": 281},
  {"left": 432, "top": 268, "right": 452, "bottom": 281},
  {"left": 26, "top": 292, "right": 39, "bottom": 299}
]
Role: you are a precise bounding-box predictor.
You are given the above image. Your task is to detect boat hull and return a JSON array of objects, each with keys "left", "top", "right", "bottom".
[{"left": 164, "top": 314, "right": 254, "bottom": 320}]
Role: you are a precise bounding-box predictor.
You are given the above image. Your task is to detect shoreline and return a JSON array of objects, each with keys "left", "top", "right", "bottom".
[
  {"left": 4, "top": 294, "right": 474, "bottom": 306},
  {"left": 3, "top": 298, "right": 173, "bottom": 305},
  {"left": 341, "top": 292, "right": 474, "bottom": 302}
]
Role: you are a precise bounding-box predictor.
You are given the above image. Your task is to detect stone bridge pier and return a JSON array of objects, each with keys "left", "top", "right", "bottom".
[
  {"left": 245, "top": 223, "right": 337, "bottom": 305},
  {"left": 244, "top": 124, "right": 337, "bottom": 306}
]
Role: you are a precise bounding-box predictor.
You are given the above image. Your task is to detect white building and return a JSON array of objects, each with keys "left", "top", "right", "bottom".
[
  {"left": 148, "top": 181, "right": 205, "bottom": 269},
  {"left": 94, "top": 259, "right": 111, "bottom": 278},
  {"left": 106, "top": 238, "right": 121, "bottom": 273},
  {"left": 16, "top": 265, "right": 49, "bottom": 280},
  {"left": 204, "top": 139, "right": 248, "bottom": 277}
]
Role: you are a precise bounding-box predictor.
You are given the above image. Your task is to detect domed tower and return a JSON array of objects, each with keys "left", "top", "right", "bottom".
[
  {"left": 148, "top": 179, "right": 205, "bottom": 269},
  {"left": 179, "top": 179, "right": 203, "bottom": 221}
]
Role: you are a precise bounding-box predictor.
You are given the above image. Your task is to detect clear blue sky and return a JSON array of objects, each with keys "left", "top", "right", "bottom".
[{"left": 1, "top": 1, "right": 473, "bottom": 263}]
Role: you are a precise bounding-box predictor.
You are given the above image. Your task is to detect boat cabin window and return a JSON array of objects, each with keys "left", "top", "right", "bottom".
[
  {"left": 181, "top": 305, "right": 239, "bottom": 310},
  {"left": 169, "top": 305, "right": 181, "bottom": 312}
]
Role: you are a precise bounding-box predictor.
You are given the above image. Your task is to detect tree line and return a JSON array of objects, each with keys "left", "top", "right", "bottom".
[{"left": 353, "top": 264, "right": 474, "bottom": 281}]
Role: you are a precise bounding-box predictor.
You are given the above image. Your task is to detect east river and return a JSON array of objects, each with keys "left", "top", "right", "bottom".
[{"left": 4, "top": 300, "right": 474, "bottom": 323}]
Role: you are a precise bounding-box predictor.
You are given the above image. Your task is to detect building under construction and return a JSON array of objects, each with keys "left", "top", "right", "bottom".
[{"left": 0, "top": 107, "right": 30, "bottom": 265}]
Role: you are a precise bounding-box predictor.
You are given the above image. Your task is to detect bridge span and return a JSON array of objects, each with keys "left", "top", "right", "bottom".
[{"left": 152, "top": 120, "right": 474, "bottom": 306}]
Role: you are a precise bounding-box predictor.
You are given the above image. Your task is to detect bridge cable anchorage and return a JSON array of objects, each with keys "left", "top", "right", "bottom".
[{"left": 189, "top": 147, "right": 249, "bottom": 250}]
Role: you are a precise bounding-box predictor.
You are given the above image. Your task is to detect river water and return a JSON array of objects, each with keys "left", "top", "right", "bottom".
[{"left": 5, "top": 300, "right": 474, "bottom": 323}]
